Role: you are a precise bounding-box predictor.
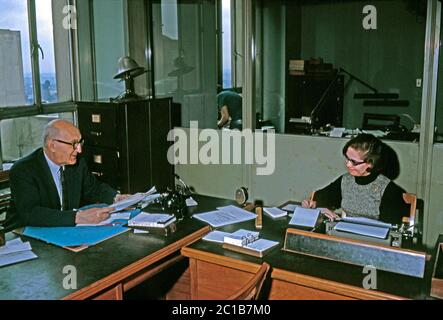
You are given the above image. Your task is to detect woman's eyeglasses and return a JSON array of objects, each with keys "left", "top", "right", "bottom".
[
  {"left": 344, "top": 155, "right": 366, "bottom": 166},
  {"left": 54, "top": 138, "right": 85, "bottom": 150}
]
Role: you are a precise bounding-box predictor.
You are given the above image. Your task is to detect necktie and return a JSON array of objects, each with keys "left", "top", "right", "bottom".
[{"left": 60, "top": 166, "right": 69, "bottom": 210}]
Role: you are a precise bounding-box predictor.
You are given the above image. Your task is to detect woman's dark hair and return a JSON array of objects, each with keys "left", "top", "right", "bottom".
[{"left": 342, "top": 134, "right": 384, "bottom": 173}]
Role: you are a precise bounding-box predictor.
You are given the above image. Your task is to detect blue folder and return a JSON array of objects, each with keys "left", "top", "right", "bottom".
[
  {"left": 23, "top": 226, "right": 130, "bottom": 247},
  {"left": 22, "top": 207, "right": 141, "bottom": 248}
]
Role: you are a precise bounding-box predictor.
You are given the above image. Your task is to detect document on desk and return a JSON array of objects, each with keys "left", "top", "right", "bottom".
[
  {"left": 340, "top": 216, "right": 392, "bottom": 229},
  {"left": 0, "top": 238, "right": 38, "bottom": 267},
  {"left": 109, "top": 186, "right": 157, "bottom": 213},
  {"left": 128, "top": 212, "right": 176, "bottom": 228},
  {"left": 288, "top": 206, "right": 320, "bottom": 228},
  {"left": 334, "top": 221, "right": 390, "bottom": 239},
  {"left": 202, "top": 230, "right": 232, "bottom": 243},
  {"left": 193, "top": 207, "right": 256, "bottom": 228},
  {"left": 264, "top": 207, "right": 287, "bottom": 219}
]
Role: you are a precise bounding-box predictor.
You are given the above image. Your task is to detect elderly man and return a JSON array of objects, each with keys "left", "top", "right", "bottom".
[{"left": 7, "top": 119, "right": 128, "bottom": 227}]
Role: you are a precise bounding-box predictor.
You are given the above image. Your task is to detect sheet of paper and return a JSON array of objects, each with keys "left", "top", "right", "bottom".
[
  {"left": 329, "top": 127, "right": 346, "bottom": 138},
  {"left": 193, "top": 209, "right": 256, "bottom": 228},
  {"left": 216, "top": 205, "right": 256, "bottom": 216},
  {"left": 202, "top": 230, "right": 232, "bottom": 243},
  {"left": 246, "top": 239, "right": 279, "bottom": 252},
  {"left": 289, "top": 206, "right": 320, "bottom": 228},
  {"left": 186, "top": 197, "right": 198, "bottom": 207},
  {"left": 334, "top": 221, "right": 390, "bottom": 239},
  {"left": 0, "top": 239, "right": 32, "bottom": 256},
  {"left": 0, "top": 250, "right": 38, "bottom": 268},
  {"left": 109, "top": 186, "right": 157, "bottom": 213}
]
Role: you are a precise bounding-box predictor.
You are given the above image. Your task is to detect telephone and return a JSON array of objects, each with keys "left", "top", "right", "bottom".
[{"left": 157, "top": 174, "right": 193, "bottom": 219}]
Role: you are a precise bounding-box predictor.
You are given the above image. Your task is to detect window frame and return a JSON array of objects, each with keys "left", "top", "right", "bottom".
[{"left": 0, "top": 0, "right": 76, "bottom": 119}]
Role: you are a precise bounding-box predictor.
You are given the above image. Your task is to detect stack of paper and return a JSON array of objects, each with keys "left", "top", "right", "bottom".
[
  {"left": 288, "top": 206, "right": 320, "bottom": 229},
  {"left": 128, "top": 212, "right": 176, "bottom": 228},
  {"left": 334, "top": 217, "right": 392, "bottom": 239},
  {"left": 0, "top": 238, "right": 38, "bottom": 267},
  {"left": 263, "top": 207, "right": 287, "bottom": 219}
]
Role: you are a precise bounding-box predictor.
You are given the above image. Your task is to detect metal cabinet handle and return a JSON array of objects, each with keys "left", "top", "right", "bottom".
[
  {"left": 90, "top": 131, "right": 102, "bottom": 137},
  {"left": 92, "top": 171, "right": 104, "bottom": 177}
]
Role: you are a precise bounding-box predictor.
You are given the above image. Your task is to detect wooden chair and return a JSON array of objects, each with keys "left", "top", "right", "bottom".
[
  {"left": 402, "top": 193, "right": 417, "bottom": 226},
  {"left": 226, "top": 262, "right": 270, "bottom": 300}
]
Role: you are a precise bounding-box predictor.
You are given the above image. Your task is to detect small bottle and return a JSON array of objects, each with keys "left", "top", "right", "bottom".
[{"left": 255, "top": 200, "right": 263, "bottom": 230}]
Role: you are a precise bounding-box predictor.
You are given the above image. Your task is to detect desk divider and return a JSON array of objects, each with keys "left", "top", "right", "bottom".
[{"left": 283, "top": 228, "right": 427, "bottom": 278}]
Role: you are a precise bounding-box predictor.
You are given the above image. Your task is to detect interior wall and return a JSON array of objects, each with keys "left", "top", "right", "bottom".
[{"left": 427, "top": 144, "right": 443, "bottom": 246}]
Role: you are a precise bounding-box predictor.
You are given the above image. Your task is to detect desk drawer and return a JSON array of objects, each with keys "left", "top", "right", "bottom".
[{"left": 78, "top": 105, "right": 118, "bottom": 148}]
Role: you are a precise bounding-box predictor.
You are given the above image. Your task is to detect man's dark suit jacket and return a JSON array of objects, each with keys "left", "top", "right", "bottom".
[{"left": 7, "top": 148, "right": 117, "bottom": 227}]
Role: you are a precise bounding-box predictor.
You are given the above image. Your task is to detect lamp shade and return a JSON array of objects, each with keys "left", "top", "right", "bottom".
[{"left": 113, "top": 56, "right": 146, "bottom": 79}]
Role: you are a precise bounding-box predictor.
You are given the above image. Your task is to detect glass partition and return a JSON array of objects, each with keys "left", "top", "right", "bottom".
[{"left": 254, "top": 0, "right": 427, "bottom": 140}]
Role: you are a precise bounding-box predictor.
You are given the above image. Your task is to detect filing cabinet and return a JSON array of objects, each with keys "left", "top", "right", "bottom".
[{"left": 77, "top": 98, "right": 179, "bottom": 194}]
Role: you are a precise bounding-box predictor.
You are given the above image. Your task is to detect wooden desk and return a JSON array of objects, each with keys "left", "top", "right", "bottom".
[
  {"left": 181, "top": 214, "right": 432, "bottom": 300},
  {"left": 0, "top": 194, "right": 233, "bottom": 300}
]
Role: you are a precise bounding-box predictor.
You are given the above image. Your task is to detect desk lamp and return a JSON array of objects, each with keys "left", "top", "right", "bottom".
[{"left": 112, "top": 56, "right": 147, "bottom": 102}]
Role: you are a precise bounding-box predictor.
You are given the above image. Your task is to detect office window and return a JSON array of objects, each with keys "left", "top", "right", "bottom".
[
  {"left": 152, "top": 0, "right": 217, "bottom": 128},
  {"left": 254, "top": 0, "right": 426, "bottom": 136},
  {"left": 92, "top": 0, "right": 127, "bottom": 100},
  {"left": 435, "top": 6, "right": 443, "bottom": 143},
  {"left": 35, "top": 0, "right": 58, "bottom": 104},
  {"left": 221, "top": 0, "right": 232, "bottom": 89},
  {"left": 0, "top": 112, "right": 75, "bottom": 167},
  {"left": 0, "top": 0, "right": 73, "bottom": 108},
  {"left": 219, "top": 0, "right": 243, "bottom": 91},
  {"left": 0, "top": 0, "right": 32, "bottom": 106}
]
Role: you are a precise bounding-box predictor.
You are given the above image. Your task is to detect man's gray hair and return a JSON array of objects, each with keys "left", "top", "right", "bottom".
[{"left": 42, "top": 120, "right": 60, "bottom": 147}]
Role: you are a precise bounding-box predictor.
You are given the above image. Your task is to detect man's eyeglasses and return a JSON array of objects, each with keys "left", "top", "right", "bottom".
[
  {"left": 54, "top": 138, "right": 84, "bottom": 150},
  {"left": 344, "top": 155, "right": 366, "bottom": 166}
]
